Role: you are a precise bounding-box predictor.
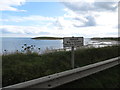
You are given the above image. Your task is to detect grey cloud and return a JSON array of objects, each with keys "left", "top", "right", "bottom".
[
  {"left": 85, "top": 16, "right": 96, "bottom": 26},
  {"left": 39, "top": 32, "right": 50, "bottom": 35},
  {"left": 1, "top": 28, "right": 13, "bottom": 34},
  {"left": 63, "top": 2, "right": 93, "bottom": 13},
  {"left": 106, "top": 32, "right": 119, "bottom": 36},
  {"left": 62, "top": 2, "right": 117, "bottom": 13},
  {"left": 94, "top": 2, "right": 117, "bottom": 11},
  {"left": 26, "top": 31, "right": 50, "bottom": 35},
  {"left": 74, "top": 17, "right": 86, "bottom": 22},
  {"left": 74, "top": 17, "right": 81, "bottom": 20},
  {"left": 73, "top": 24, "right": 83, "bottom": 28},
  {"left": 63, "top": 2, "right": 117, "bottom": 28},
  {"left": 1, "top": 28, "right": 24, "bottom": 34},
  {"left": 73, "top": 16, "right": 96, "bottom": 27},
  {"left": 53, "top": 19, "right": 63, "bottom": 29}
]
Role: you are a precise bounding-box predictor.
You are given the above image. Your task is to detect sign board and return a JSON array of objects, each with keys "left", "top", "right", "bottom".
[{"left": 63, "top": 37, "right": 84, "bottom": 47}]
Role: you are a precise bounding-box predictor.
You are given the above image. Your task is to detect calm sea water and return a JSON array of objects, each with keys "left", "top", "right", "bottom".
[
  {"left": 0, "top": 37, "right": 118, "bottom": 54},
  {"left": 0, "top": 37, "right": 91, "bottom": 54}
]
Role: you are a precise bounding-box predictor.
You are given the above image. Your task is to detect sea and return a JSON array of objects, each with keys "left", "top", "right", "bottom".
[{"left": 0, "top": 37, "right": 118, "bottom": 54}]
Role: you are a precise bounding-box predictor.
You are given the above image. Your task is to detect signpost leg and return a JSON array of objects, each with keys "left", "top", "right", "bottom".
[{"left": 71, "top": 46, "right": 74, "bottom": 69}]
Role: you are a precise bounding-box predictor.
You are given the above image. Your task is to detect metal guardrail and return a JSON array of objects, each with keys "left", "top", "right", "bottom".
[{"left": 2, "top": 57, "right": 120, "bottom": 89}]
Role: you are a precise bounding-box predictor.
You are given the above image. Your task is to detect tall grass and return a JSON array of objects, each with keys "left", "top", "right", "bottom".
[
  {"left": 2, "top": 45, "right": 119, "bottom": 87},
  {"left": 75, "top": 46, "right": 119, "bottom": 67}
]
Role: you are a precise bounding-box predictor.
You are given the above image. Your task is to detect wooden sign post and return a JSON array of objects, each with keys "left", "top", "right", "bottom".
[
  {"left": 71, "top": 46, "right": 74, "bottom": 69},
  {"left": 63, "top": 37, "right": 84, "bottom": 69}
]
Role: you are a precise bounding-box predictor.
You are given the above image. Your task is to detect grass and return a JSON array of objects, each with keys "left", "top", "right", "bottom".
[
  {"left": 56, "top": 64, "right": 120, "bottom": 88},
  {"left": 2, "top": 45, "right": 119, "bottom": 87}
]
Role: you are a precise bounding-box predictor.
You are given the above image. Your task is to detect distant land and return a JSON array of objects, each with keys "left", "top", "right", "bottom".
[
  {"left": 91, "top": 37, "right": 120, "bottom": 41},
  {"left": 31, "top": 37, "right": 63, "bottom": 40},
  {"left": 32, "top": 36, "right": 120, "bottom": 41}
]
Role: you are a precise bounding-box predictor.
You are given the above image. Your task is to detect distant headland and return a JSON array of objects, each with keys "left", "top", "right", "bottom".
[{"left": 91, "top": 37, "right": 120, "bottom": 41}]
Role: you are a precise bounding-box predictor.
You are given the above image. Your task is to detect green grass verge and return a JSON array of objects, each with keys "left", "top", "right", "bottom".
[
  {"left": 2, "top": 45, "right": 119, "bottom": 87},
  {"left": 56, "top": 64, "right": 120, "bottom": 88}
]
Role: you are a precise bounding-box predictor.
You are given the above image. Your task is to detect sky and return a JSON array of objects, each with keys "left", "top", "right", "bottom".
[{"left": 0, "top": 0, "right": 119, "bottom": 38}]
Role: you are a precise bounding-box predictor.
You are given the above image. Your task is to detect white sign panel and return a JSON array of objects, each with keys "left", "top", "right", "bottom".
[{"left": 63, "top": 37, "right": 84, "bottom": 47}]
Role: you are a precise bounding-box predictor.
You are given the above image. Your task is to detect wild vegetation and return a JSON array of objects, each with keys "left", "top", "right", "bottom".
[{"left": 2, "top": 45, "right": 119, "bottom": 87}]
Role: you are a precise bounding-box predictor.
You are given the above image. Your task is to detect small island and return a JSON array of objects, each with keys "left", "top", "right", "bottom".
[{"left": 31, "top": 37, "right": 63, "bottom": 40}]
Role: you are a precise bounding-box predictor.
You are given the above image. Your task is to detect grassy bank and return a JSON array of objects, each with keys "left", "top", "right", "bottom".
[
  {"left": 31, "top": 37, "right": 63, "bottom": 40},
  {"left": 56, "top": 64, "right": 120, "bottom": 88},
  {"left": 2, "top": 45, "right": 119, "bottom": 87},
  {"left": 91, "top": 37, "right": 120, "bottom": 41}
]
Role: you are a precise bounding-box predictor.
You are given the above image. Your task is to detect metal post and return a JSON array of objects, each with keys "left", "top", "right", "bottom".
[{"left": 71, "top": 46, "right": 74, "bottom": 69}]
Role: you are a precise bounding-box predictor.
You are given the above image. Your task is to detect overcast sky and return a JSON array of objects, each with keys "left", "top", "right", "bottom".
[{"left": 0, "top": 0, "right": 119, "bottom": 38}]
